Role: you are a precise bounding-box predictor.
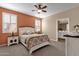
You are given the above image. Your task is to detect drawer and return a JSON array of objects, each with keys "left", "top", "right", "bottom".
[
  {"left": 8, "top": 37, "right": 18, "bottom": 40},
  {"left": 8, "top": 36, "right": 19, "bottom": 46}
]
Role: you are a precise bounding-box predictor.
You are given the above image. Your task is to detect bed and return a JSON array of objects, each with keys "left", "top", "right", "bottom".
[{"left": 19, "top": 27, "right": 50, "bottom": 54}]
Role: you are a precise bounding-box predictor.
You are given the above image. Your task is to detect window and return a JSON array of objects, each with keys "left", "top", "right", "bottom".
[
  {"left": 35, "top": 19, "right": 41, "bottom": 32},
  {"left": 2, "top": 12, "right": 17, "bottom": 33}
]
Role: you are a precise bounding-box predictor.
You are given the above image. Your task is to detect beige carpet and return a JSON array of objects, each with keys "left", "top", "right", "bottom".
[{"left": 0, "top": 40, "right": 65, "bottom": 56}]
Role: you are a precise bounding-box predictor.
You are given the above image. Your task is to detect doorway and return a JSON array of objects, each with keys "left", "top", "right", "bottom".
[{"left": 56, "top": 18, "right": 69, "bottom": 41}]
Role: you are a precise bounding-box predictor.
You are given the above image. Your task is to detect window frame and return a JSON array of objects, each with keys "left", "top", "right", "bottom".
[
  {"left": 35, "top": 19, "right": 41, "bottom": 32},
  {"left": 2, "top": 12, "right": 17, "bottom": 33}
]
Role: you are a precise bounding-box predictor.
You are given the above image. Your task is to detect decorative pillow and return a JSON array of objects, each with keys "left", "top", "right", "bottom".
[
  {"left": 22, "top": 32, "right": 28, "bottom": 35},
  {"left": 26, "top": 30, "right": 34, "bottom": 34}
]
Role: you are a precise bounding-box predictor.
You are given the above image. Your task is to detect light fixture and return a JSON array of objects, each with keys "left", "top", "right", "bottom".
[
  {"left": 32, "top": 4, "right": 47, "bottom": 14},
  {"left": 37, "top": 10, "right": 41, "bottom": 13}
]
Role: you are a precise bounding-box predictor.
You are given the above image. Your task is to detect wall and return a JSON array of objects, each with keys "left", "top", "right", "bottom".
[
  {"left": 42, "top": 6, "right": 79, "bottom": 41},
  {"left": 0, "top": 7, "right": 36, "bottom": 45}
]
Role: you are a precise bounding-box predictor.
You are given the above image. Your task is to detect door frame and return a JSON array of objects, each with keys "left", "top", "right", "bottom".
[{"left": 56, "top": 18, "right": 70, "bottom": 41}]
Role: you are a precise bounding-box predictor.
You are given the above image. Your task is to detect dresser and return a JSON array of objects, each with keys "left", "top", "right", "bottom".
[{"left": 64, "top": 33, "right": 79, "bottom": 56}]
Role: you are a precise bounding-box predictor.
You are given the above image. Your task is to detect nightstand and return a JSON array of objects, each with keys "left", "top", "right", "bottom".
[{"left": 8, "top": 36, "right": 19, "bottom": 46}]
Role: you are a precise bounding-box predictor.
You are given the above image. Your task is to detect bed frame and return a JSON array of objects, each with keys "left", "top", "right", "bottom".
[{"left": 19, "top": 26, "right": 50, "bottom": 54}]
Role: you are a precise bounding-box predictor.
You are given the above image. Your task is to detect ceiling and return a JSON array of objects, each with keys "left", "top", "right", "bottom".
[{"left": 0, "top": 3, "right": 79, "bottom": 18}]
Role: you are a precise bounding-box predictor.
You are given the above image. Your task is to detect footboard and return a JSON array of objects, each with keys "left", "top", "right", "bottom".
[{"left": 26, "top": 35, "right": 50, "bottom": 50}]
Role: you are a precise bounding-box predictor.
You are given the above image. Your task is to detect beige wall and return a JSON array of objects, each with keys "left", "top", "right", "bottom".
[{"left": 42, "top": 6, "right": 79, "bottom": 41}]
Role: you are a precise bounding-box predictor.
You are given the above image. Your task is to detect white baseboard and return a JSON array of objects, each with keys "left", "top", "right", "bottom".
[
  {"left": 50, "top": 38, "right": 58, "bottom": 41},
  {"left": 0, "top": 44, "right": 7, "bottom": 47}
]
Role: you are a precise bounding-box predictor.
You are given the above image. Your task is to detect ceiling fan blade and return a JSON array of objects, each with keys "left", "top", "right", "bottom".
[
  {"left": 42, "top": 6, "right": 47, "bottom": 9},
  {"left": 38, "top": 4, "right": 42, "bottom": 9},
  {"left": 42, "top": 10, "right": 47, "bottom": 12},
  {"left": 34, "top": 5, "right": 38, "bottom": 8}
]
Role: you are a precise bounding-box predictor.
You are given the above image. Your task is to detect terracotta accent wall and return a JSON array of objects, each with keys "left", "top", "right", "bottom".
[
  {"left": 0, "top": 7, "right": 36, "bottom": 45},
  {"left": 0, "top": 17, "right": 1, "bottom": 33}
]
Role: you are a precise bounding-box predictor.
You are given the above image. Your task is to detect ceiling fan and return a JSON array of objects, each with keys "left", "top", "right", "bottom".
[{"left": 32, "top": 4, "right": 47, "bottom": 14}]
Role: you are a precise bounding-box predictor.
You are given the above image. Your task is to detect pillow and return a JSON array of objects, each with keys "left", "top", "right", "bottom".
[
  {"left": 22, "top": 32, "right": 28, "bottom": 35},
  {"left": 35, "top": 32, "right": 42, "bottom": 34},
  {"left": 26, "top": 30, "right": 34, "bottom": 34}
]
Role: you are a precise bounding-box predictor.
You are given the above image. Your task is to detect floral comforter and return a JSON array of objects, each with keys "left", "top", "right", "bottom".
[{"left": 25, "top": 34, "right": 50, "bottom": 50}]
